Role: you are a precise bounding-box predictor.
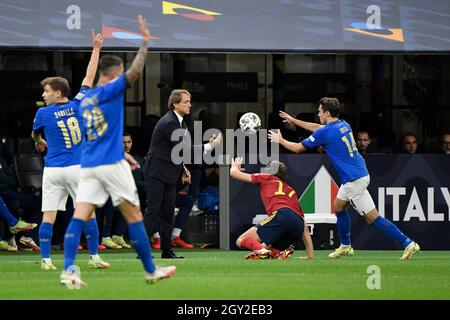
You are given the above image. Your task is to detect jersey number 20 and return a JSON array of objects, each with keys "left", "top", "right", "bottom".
[
  {"left": 57, "top": 117, "right": 81, "bottom": 149},
  {"left": 83, "top": 107, "right": 108, "bottom": 141}
]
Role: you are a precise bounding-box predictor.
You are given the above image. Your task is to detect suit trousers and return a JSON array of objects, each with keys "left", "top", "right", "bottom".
[{"left": 143, "top": 175, "right": 176, "bottom": 251}]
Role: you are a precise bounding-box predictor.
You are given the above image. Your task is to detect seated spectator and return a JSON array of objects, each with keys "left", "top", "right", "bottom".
[
  {"left": 124, "top": 131, "right": 146, "bottom": 208},
  {"left": 438, "top": 132, "right": 450, "bottom": 155},
  {"left": 356, "top": 130, "right": 376, "bottom": 155},
  {"left": 398, "top": 133, "right": 419, "bottom": 154}
]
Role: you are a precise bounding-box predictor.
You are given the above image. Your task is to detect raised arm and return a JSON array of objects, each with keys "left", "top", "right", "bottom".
[
  {"left": 125, "top": 15, "right": 151, "bottom": 84},
  {"left": 268, "top": 130, "right": 306, "bottom": 154},
  {"left": 279, "top": 111, "right": 323, "bottom": 132},
  {"left": 229, "top": 157, "right": 252, "bottom": 183},
  {"left": 81, "top": 30, "right": 104, "bottom": 87}
]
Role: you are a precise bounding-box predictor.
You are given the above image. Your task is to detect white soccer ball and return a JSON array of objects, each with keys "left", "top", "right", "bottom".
[{"left": 239, "top": 112, "right": 261, "bottom": 134}]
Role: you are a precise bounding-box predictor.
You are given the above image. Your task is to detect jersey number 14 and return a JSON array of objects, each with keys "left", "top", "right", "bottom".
[{"left": 341, "top": 132, "right": 358, "bottom": 157}]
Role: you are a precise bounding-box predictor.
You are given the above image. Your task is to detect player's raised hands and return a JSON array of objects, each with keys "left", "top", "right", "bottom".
[
  {"left": 230, "top": 157, "right": 253, "bottom": 183},
  {"left": 279, "top": 111, "right": 295, "bottom": 125},
  {"left": 268, "top": 129, "right": 283, "bottom": 144},
  {"left": 231, "top": 157, "right": 245, "bottom": 172},
  {"left": 137, "top": 15, "right": 151, "bottom": 41},
  {"left": 91, "top": 29, "right": 104, "bottom": 49}
]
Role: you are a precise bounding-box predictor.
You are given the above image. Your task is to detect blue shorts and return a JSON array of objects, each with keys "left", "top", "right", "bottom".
[{"left": 256, "top": 208, "right": 304, "bottom": 250}]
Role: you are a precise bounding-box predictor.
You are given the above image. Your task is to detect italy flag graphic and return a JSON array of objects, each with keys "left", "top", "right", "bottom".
[{"left": 299, "top": 166, "right": 339, "bottom": 215}]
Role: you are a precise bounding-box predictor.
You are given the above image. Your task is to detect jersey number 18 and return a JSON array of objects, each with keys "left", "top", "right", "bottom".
[{"left": 57, "top": 117, "right": 82, "bottom": 149}]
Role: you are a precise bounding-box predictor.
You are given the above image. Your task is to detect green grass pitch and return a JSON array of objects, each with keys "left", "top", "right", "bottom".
[{"left": 1, "top": 249, "right": 449, "bottom": 300}]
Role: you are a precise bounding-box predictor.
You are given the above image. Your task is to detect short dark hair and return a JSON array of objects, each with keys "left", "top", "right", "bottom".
[
  {"left": 99, "top": 55, "right": 123, "bottom": 76},
  {"left": 168, "top": 89, "right": 191, "bottom": 110},
  {"left": 40, "top": 77, "right": 70, "bottom": 98},
  {"left": 319, "top": 97, "right": 341, "bottom": 117},
  {"left": 123, "top": 131, "right": 132, "bottom": 138},
  {"left": 356, "top": 129, "right": 371, "bottom": 138},
  {"left": 265, "top": 160, "right": 288, "bottom": 182},
  {"left": 401, "top": 132, "right": 417, "bottom": 142},
  {"left": 398, "top": 133, "right": 417, "bottom": 149}
]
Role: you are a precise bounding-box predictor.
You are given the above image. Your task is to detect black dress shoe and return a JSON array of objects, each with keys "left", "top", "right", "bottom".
[{"left": 161, "top": 249, "right": 185, "bottom": 259}]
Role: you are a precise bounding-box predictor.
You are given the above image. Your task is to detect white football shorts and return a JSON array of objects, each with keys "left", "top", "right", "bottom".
[
  {"left": 42, "top": 165, "right": 80, "bottom": 212},
  {"left": 76, "top": 159, "right": 140, "bottom": 208},
  {"left": 336, "top": 175, "right": 376, "bottom": 216}
]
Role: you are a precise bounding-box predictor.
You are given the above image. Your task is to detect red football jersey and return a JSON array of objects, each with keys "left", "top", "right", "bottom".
[{"left": 251, "top": 173, "right": 304, "bottom": 217}]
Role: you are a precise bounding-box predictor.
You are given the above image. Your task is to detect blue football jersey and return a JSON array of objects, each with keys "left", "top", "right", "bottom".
[
  {"left": 79, "top": 74, "right": 129, "bottom": 167},
  {"left": 301, "top": 120, "right": 368, "bottom": 184},
  {"left": 32, "top": 87, "right": 88, "bottom": 167}
]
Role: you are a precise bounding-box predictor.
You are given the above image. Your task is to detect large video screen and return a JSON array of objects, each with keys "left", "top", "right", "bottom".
[{"left": 1, "top": 0, "right": 449, "bottom": 52}]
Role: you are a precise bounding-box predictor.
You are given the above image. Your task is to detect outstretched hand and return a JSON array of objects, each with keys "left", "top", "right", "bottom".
[
  {"left": 268, "top": 129, "right": 283, "bottom": 144},
  {"left": 279, "top": 111, "right": 295, "bottom": 125},
  {"left": 91, "top": 29, "right": 104, "bottom": 49},
  {"left": 231, "top": 157, "right": 245, "bottom": 173},
  {"left": 137, "top": 15, "right": 151, "bottom": 41}
]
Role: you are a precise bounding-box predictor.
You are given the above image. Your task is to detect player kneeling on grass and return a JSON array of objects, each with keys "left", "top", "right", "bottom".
[{"left": 230, "top": 158, "right": 314, "bottom": 260}]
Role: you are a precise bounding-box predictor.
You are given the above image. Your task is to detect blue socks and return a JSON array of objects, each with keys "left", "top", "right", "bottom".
[
  {"left": 0, "top": 196, "right": 19, "bottom": 226},
  {"left": 336, "top": 210, "right": 351, "bottom": 246},
  {"left": 129, "top": 221, "right": 155, "bottom": 273},
  {"left": 371, "top": 216, "right": 412, "bottom": 248},
  {"left": 39, "top": 222, "right": 53, "bottom": 259},
  {"left": 84, "top": 218, "right": 99, "bottom": 256},
  {"left": 63, "top": 218, "right": 84, "bottom": 270}
]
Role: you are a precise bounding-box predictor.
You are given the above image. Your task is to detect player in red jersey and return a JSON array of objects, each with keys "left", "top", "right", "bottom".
[{"left": 230, "top": 158, "right": 314, "bottom": 259}]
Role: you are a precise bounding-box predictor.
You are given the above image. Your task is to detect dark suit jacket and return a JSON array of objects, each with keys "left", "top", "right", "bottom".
[{"left": 143, "top": 110, "right": 186, "bottom": 185}]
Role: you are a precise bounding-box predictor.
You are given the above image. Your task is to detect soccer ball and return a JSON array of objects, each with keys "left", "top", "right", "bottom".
[{"left": 239, "top": 112, "right": 261, "bottom": 134}]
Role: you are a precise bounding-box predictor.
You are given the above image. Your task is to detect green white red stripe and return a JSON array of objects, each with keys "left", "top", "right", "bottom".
[{"left": 299, "top": 166, "right": 339, "bottom": 215}]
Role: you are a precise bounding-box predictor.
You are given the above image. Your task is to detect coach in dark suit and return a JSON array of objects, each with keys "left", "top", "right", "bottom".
[{"left": 143, "top": 89, "right": 221, "bottom": 258}]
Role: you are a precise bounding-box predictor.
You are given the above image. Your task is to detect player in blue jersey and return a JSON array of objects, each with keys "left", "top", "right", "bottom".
[
  {"left": 269, "top": 97, "right": 420, "bottom": 260},
  {"left": 61, "top": 15, "right": 175, "bottom": 287},
  {"left": 32, "top": 31, "right": 110, "bottom": 270}
]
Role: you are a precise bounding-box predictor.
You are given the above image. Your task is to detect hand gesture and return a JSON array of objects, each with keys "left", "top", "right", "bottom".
[
  {"left": 279, "top": 111, "right": 295, "bottom": 125},
  {"left": 182, "top": 167, "right": 191, "bottom": 184},
  {"left": 137, "top": 15, "right": 151, "bottom": 41},
  {"left": 231, "top": 157, "right": 245, "bottom": 173},
  {"left": 91, "top": 29, "right": 104, "bottom": 49},
  {"left": 209, "top": 132, "right": 222, "bottom": 148},
  {"left": 35, "top": 139, "right": 47, "bottom": 153},
  {"left": 268, "top": 129, "right": 283, "bottom": 144}
]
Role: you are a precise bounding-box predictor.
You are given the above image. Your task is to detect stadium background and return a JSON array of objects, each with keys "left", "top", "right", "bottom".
[{"left": 1, "top": 0, "right": 450, "bottom": 250}]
